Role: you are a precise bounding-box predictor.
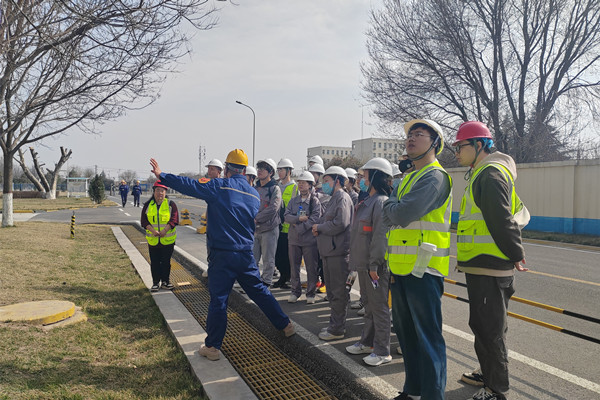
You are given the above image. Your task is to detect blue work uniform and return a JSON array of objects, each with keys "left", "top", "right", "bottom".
[
  {"left": 119, "top": 183, "right": 129, "bottom": 206},
  {"left": 158, "top": 172, "right": 290, "bottom": 349},
  {"left": 132, "top": 184, "right": 142, "bottom": 207}
]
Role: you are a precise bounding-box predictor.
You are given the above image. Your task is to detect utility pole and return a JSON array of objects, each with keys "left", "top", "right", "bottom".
[{"left": 199, "top": 146, "right": 206, "bottom": 176}]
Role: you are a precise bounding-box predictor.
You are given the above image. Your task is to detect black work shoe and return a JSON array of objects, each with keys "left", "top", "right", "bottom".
[
  {"left": 150, "top": 285, "right": 159, "bottom": 292},
  {"left": 462, "top": 368, "right": 484, "bottom": 387},
  {"left": 161, "top": 282, "right": 175, "bottom": 290}
]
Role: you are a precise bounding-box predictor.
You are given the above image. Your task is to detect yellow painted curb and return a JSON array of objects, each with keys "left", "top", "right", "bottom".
[
  {"left": 13, "top": 210, "right": 34, "bottom": 213},
  {"left": 0, "top": 300, "right": 75, "bottom": 325}
]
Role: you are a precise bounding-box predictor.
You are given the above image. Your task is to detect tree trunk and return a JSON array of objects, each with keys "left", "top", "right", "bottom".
[
  {"left": 2, "top": 153, "right": 15, "bottom": 227},
  {"left": 16, "top": 149, "right": 46, "bottom": 193}
]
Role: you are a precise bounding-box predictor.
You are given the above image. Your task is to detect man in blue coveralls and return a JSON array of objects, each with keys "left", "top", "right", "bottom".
[{"left": 150, "top": 149, "right": 295, "bottom": 361}]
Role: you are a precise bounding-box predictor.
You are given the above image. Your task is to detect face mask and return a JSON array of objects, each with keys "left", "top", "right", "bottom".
[
  {"left": 321, "top": 182, "right": 333, "bottom": 195},
  {"left": 392, "top": 178, "right": 401, "bottom": 190},
  {"left": 359, "top": 178, "right": 368, "bottom": 192}
]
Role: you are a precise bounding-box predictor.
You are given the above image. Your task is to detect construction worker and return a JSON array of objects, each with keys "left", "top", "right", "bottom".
[
  {"left": 273, "top": 158, "right": 298, "bottom": 289},
  {"left": 453, "top": 121, "right": 529, "bottom": 400},
  {"left": 312, "top": 166, "right": 354, "bottom": 341},
  {"left": 284, "top": 171, "right": 321, "bottom": 303},
  {"left": 346, "top": 158, "right": 393, "bottom": 367},
  {"left": 308, "top": 155, "right": 324, "bottom": 168},
  {"left": 383, "top": 119, "right": 452, "bottom": 400},
  {"left": 308, "top": 162, "right": 328, "bottom": 293},
  {"left": 344, "top": 168, "right": 359, "bottom": 205},
  {"left": 246, "top": 166, "right": 257, "bottom": 186},
  {"left": 141, "top": 180, "right": 179, "bottom": 292},
  {"left": 149, "top": 150, "right": 294, "bottom": 362},
  {"left": 206, "top": 159, "right": 223, "bottom": 179},
  {"left": 254, "top": 158, "right": 281, "bottom": 287},
  {"left": 118, "top": 180, "right": 129, "bottom": 207},
  {"left": 131, "top": 180, "right": 142, "bottom": 207}
]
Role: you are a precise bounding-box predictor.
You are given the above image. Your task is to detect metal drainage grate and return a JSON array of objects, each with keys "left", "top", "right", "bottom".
[{"left": 121, "top": 226, "right": 336, "bottom": 400}]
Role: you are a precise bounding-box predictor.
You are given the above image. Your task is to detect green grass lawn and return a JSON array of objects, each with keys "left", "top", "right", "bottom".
[
  {"left": 0, "top": 222, "right": 205, "bottom": 400},
  {"left": 0, "top": 197, "right": 117, "bottom": 211}
]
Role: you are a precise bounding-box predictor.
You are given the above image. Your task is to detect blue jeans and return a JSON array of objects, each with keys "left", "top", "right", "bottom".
[
  {"left": 390, "top": 273, "right": 446, "bottom": 400},
  {"left": 205, "top": 248, "right": 289, "bottom": 349}
]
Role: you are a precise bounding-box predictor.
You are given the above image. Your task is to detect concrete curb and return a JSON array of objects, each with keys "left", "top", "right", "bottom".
[{"left": 111, "top": 226, "right": 258, "bottom": 400}]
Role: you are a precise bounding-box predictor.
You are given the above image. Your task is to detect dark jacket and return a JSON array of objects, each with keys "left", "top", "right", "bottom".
[{"left": 457, "top": 152, "right": 526, "bottom": 273}]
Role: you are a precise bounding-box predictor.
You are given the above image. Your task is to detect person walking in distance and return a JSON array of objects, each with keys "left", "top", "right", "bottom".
[
  {"left": 453, "top": 121, "right": 529, "bottom": 400},
  {"left": 132, "top": 180, "right": 142, "bottom": 207},
  {"left": 141, "top": 181, "right": 179, "bottom": 292},
  {"left": 383, "top": 119, "right": 452, "bottom": 400},
  {"left": 150, "top": 150, "right": 295, "bottom": 362},
  {"left": 118, "top": 180, "right": 129, "bottom": 207}
]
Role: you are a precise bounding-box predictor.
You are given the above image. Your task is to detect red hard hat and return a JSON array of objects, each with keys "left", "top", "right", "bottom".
[
  {"left": 453, "top": 121, "right": 493, "bottom": 146},
  {"left": 153, "top": 180, "right": 168, "bottom": 190}
]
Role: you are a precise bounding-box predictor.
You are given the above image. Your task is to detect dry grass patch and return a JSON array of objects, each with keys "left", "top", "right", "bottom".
[
  {"left": 0, "top": 222, "right": 205, "bottom": 400},
  {"left": 1, "top": 197, "right": 117, "bottom": 212}
]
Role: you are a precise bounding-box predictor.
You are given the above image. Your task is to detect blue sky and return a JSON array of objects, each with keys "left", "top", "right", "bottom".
[{"left": 34, "top": 1, "right": 382, "bottom": 180}]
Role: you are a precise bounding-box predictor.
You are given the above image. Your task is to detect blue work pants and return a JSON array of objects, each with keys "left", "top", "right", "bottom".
[
  {"left": 205, "top": 248, "right": 290, "bottom": 349},
  {"left": 390, "top": 273, "right": 446, "bottom": 400}
]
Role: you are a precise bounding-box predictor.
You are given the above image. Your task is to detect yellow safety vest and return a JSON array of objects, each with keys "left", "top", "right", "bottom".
[
  {"left": 280, "top": 182, "right": 298, "bottom": 233},
  {"left": 456, "top": 163, "right": 523, "bottom": 262},
  {"left": 386, "top": 160, "right": 453, "bottom": 276},
  {"left": 145, "top": 199, "right": 177, "bottom": 246}
]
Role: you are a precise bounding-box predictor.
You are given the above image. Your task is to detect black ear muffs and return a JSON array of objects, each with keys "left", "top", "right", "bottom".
[{"left": 399, "top": 159, "right": 414, "bottom": 173}]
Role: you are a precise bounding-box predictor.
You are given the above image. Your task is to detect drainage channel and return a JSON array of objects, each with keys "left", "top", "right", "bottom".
[{"left": 121, "top": 226, "right": 336, "bottom": 400}]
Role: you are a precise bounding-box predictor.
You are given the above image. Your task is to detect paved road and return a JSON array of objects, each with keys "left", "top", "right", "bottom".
[{"left": 25, "top": 195, "right": 600, "bottom": 399}]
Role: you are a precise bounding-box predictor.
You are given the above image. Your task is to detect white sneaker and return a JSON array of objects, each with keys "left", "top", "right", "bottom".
[
  {"left": 202, "top": 270, "right": 208, "bottom": 278},
  {"left": 306, "top": 296, "right": 315, "bottom": 304},
  {"left": 345, "top": 342, "right": 373, "bottom": 355},
  {"left": 288, "top": 294, "right": 298, "bottom": 303},
  {"left": 363, "top": 353, "right": 392, "bottom": 366},
  {"left": 357, "top": 307, "right": 365, "bottom": 316},
  {"left": 318, "top": 330, "right": 344, "bottom": 341}
]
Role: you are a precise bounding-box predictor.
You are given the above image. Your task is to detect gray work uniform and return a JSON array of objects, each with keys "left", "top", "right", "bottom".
[
  {"left": 254, "top": 180, "right": 281, "bottom": 285},
  {"left": 284, "top": 188, "right": 322, "bottom": 298},
  {"left": 350, "top": 193, "right": 390, "bottom": 356},
  {"left": 316, "top": 189, "right": 353, "bottom": 336}
]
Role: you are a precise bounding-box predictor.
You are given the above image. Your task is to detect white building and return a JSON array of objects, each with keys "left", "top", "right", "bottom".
[
  {"left": 307, "top": 146, "right": 353, "bottom": 163},
  {"left": 352, "top": 138, "right": 404, "bottom": 163}
]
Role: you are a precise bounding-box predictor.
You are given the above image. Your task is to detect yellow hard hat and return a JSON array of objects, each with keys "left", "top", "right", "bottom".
[{"left": 225, "top": 149, "right": 248, "bottom": 166}]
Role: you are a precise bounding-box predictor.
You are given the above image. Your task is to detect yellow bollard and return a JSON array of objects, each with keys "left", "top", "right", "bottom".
[
  {"left": 70, "top": 211, "right": 75, "bottom": 239},
  {"left": 196, "top": 212, "right": 207, "bottom": 234},
  {"left": 180, "top": 208, "right": 192, "bottom": 226}
]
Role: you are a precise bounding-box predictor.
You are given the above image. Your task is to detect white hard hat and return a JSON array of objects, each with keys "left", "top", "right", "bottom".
[
  {"left": 308, "top": 163, "right": 325, "bottom": 174},
  {"left": 206, "top": 159, "right": 224, "bottom": 169},
  {"left": 392, "top": 164, "right": 401, "bottom": 177},
  {"left": 277, "top": 158, "right": 294, "bottom": 169},
  {"left": 245, "top": 166, "right": 257, "bottom": 176},
  {"left": 344, "top": 168, "right": 357, "bottom": 179},
  {"left": 296, "top": 171, "right": 315, "bottom": 183},
  {"left": 257, "top": 158, "right": 277, "bottom": 173},
  {"left": 324, "top": 166, "right": 348, "bottom": 179},
  {"left": 404, "top": 119, "right": 445, "bottom": 155},
  {"left": 308, "top": 155, "right": 324, "bottom": 165},
  {"left": 361, "top": 158, "right": 393, "bottom": 177}
]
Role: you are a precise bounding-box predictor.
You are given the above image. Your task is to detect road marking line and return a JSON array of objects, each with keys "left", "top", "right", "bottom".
[
  {"left": 186, "top": 226, "right": 196, "bottom": 231},
  {"left": 119, "top": 208, "right": 123, "bottom": 211},
  {"left": 124, "top": 213, "right": 131, "bottom": 217},
  {"left": 527, "top": 270, "right": 600, "bottom": 287},
  {"left": 525, "top": 242, "right": 600, "bottom": 255},
  {"left": 443, "top": 324, "right": 600, "bottom": 394}
]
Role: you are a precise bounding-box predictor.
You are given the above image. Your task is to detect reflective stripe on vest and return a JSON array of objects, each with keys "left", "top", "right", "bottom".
[
  {"left": 145, "top": 199, "right": 177, "bottom": 246},
  {"left": 456, "top": 163, "right": 519, "bottom": 262},
  {"left": 280, "top": 183, "right": 298, "bottom": 233},
  {"left": 385, "top": 160, "right": 453, "bottom": 276}
]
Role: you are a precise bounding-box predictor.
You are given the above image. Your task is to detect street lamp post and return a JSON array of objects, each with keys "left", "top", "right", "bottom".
[{"left": 236, "top": 100, "right": 256, "bottom": 165}]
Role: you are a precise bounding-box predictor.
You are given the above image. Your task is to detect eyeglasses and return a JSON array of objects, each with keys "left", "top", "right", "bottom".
[
  {"left": 454, "top": 143, "right": 473, "bottom": 153},
  {"left": 405, "top": 132, "right": 430, "bottom": 140}
]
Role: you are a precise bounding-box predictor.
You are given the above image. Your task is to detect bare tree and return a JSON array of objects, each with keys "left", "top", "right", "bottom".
[
  {"left": 0, "top": 1, "right": 218, "bottom": 226},
  {"left": 15, "top": 146, "right": 72, "bottom": 199},
  {"left": 363, "top": 0, "right": 600, "bottom": 163},
  {"left": 118, "top": 169, "right": 137, "bottom": 184}
]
